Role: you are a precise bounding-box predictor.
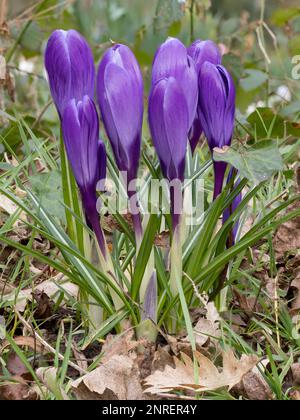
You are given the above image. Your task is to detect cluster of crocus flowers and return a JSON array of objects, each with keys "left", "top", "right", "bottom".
[{"left": 45, "top": 29, "right": 237, "bottom": 260}]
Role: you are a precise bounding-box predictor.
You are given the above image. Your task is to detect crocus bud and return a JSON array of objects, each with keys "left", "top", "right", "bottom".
[
  {"left": 198, "top": 62, "right": 236, "bottom": 198},
  {"left": 62, "top": 95, "right": 106, "bottom": 256},
  {"left": 152, "top": 37, "right": 198, "bottom": 130},
  {"left": 45, "top": 29, "right": 95, "bottom": 117},
  {"left": 187, "top": 40, "right": 221, "bottom": 152},
  {"left": 97, "top": 44, "right": 143, "bottom": 184},
  {"left": 188, "top": 40, "right": 221, "bottom": 75},
  {"left": 148, "top": 77, "right": 189, "bottom": 230}
]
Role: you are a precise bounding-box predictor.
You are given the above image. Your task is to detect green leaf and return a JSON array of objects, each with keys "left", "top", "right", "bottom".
[
  {"left": 247, "top": 107, "right": 284, "bottom": 138},
  {"left": 222, "top": 53, "right": 243, "bottom": 81},
  {"left": 185, "top": 193, "right": 224, "bottom": 278},
  {"left": 240, "top": 69, "right": 268, "bottom": 92},
  {"left": 29, "top": 170, "right": 65, "bottom": 223},
  {"left": 220, "top": 17, "right": 240, "bottom": 36},
  {"left": 247, "top": 107, "right": 300, "bottom": 139},
  {"left": 153, "top": 0, "right": 184, "bottom": 34},
  {"left": 213, "top": 141, "right": 284, "bottom": 185},
  {"left": 280, "top": 101, "right": 300, "bottom": 118},
  {"left": 160, "top": 204, "right": 300, "bottom": 324},
  {"left": 270, "top": 8, "right": 300, "bottom": 26},
  {"left": 9, "top": 21, "right": 43, "bottom": 57},
  {"left": 289, "top": 34, "right": 300, "bottom": 56},
  {"left": 131, "top": 214, "right": 160, "bottom": 302},
  {"left": 60, "top": 136, "right": 84, "bottom": 254}
]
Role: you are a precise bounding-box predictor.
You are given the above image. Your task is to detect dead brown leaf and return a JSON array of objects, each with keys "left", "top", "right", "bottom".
[
  {"left": 100, "top": 330, "right": 138, "bottom": 363},
  {"left": 291, "top": 363, "right": 300, "bottom": 385},
  {"left": 0, "top": 343, "right": 39, "bottom": 401},
  {"left": 72, "top": 354, "right": 145, "bottom": 400},
  {"left": 291, "top": 272, "right": 300, "bottom": 314},
  {"left": 32, "top": 291, "right": 53, "bottom": 320},
  {"left": 290, "top": 390, "right": 300, "bottom": 400},
  {"left": 1, "top": 336, "right": 44, "bottom": 354},
  {"left": 6, "top": 353, "right": 29, "bottom": 377},
  {"left": 193, "top": 301, "right": 221, "bottom": 347},
  {"left": 0, "top": 279, "right": 14, "bottom": 295},
  {"left": 273, "top": 201, "right": 300, "bottom": 260},
  {"left": 144, "top": 350, "right": 258, "bottom": 396},
  {"left": 1, "top": 277, "right": 78, "bottom": 313},
  {"left": 0, "top": 378, "right": 38, "bottom": 400},
  {"left": 240, "top": 371, "right": 272, "bottom": 400},
  {"left": 72, "top": 342, "right": 88, "bottom": 372},
  {"left": 151, "top": 345, "right": 175, "bottom": 372}
]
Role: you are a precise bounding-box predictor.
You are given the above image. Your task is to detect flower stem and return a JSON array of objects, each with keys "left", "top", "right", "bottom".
[
  {"left": 213, "top": 161, "right": 227, "bottom": 200},
  {"left": 128, "top": 189, "right": 143, "bottom": 248}
]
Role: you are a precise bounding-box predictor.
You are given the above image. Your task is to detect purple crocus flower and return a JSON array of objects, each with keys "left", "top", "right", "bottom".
[
  {"left": 97, "top": 44, "right": 143, "bottom": 185},
  {"left": 187, "top": 40, "right": 222, "bottom": 152},
  {"left": 198, "top": 62, "right": 236, "bottom": 199},
  {"left": 148, "top": 77, "right": 189, "bottom": 230},
  {"left": 223, "top": 168, "right": 242, "bottom": 246},
  {"left": 152, "top": 37, "right": 198, "bottom": 131},
  {"left": 44, "top": 29, "right": 95, "bottom": 118},
  {"left": 97, "top": 44, "right": 144, "bottom": 238},
  {"left": 62, "top": 95, "right": 107, "bottom": 256}
]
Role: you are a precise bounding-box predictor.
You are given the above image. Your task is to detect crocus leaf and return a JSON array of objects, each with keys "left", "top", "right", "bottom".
[
  {"left": 131, "top": 214, "right": 160, "bottom": 302},
  {"left": 240, "top": 69, "right": 268, "bottom": 92},
  {"left": 213, "top": 141, "right": 284, "bottom": 185}
]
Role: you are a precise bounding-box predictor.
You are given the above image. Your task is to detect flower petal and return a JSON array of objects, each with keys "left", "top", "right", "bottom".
[
  {"left": 45, "top": 29, "right": 95, "bottom": 116},
  {"left": 152, "top": 38, "right": 198, "bottom": 129},
  {"left": 188, "top": 40, "right": 221, "bottom": 74},
  {"left": 62, "top": 96, "right": 99, "bottom": 191},
  {"left": 149, "top": 77, "right": 189, "bottom": 181},
  {"left": 198, "top": 62, "right": 228, "bottom": 149},
  {"left": 97, "top": 44, "right": 143, "bottom": 180}
]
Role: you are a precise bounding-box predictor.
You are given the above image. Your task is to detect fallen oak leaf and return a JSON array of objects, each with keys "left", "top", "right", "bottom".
[
  {"left": 182, "top": 300, "right": 221, "bottom": 348},
  {"left": 0, "top": 194, "right": 27, "bottom": 225},
  {"left": 1, "top": 276, "right": 79, "bottom": 313},
  {"left": 72, "top": 354, "right": 146, "bottom": 400},
  {"left": 194, "top": 301, "right": 221, "bottom": 347},
  {"left": 1, "top": 336, "right": 44, "bottom": 354},
  {"left": 144, "top": 350, "right": 258, "bottom": 395},
  {"left": 100, "top": 330, "right": 138, "bottom": 363}
]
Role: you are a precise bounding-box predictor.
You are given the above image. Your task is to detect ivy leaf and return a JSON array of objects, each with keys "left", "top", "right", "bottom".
[
  {"left": 144, "top": 350, "right": 258, "bottom": 395},
  {"left": 240, "top": 69, "right": 268, "bottom": 92},
  {"left": 213, "top": 141, "right": 284, "bottom": 185},
  {"left": 29, "top": 171, "right": 65, "bottom": 223},
  {"left": 222, "top": 53, "right": 243, "bottom": 81},
  {"left": 153, "top": 0, "right": 184, "bottom": 34}
]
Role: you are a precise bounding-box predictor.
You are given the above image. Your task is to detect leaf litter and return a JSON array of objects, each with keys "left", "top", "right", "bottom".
[{"left": 144, "top": 350, "right": 259, "bottom": 396}]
